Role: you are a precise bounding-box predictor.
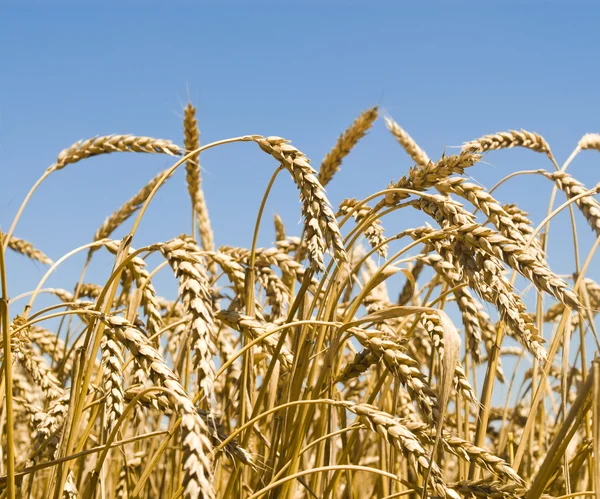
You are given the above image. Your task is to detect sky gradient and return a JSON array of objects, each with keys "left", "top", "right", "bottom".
[{"left": 1, "top": 3, "right": 599, "bottom": 326}]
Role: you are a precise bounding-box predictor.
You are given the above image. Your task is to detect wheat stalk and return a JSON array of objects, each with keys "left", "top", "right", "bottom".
[{"left": 92, "top": 169, "right": 170, "bottom": 245}]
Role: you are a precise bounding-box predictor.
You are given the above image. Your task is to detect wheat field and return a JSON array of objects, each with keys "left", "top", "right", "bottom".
[{"left": 1, "top": 104, "right": 599, "bottom": 499}]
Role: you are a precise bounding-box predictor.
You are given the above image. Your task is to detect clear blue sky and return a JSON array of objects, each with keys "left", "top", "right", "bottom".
[{"left": 1, "top": 2, "right": 599, "bottom": 318}]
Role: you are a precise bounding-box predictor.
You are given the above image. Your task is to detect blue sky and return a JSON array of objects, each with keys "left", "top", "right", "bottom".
[{"left": 1, "top": 2, "right": 599, "bottom": 335}]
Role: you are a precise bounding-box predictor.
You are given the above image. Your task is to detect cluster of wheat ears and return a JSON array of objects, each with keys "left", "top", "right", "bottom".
[{"left": 0, "top": 104, "right": 599, "bottom": 499}]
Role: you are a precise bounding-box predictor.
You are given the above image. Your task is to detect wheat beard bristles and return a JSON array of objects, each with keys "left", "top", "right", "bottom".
[
  {"left": 184, "top": 103, "right": 216, "bottom": 263},
  {"left": 254, "top": 136, "right": 347, "bottom": 272},
  {"left": 18, "top": 345, "right": 64, "bottom": 403},
  {"left": 318, "top": 106, "right": 378, "bottom": 186},
  {"left": 102, "top": 315, "right": 215, "bottom": 499},
  {"left": 160, "top": 236, "right": 217, "bottom": 400}
]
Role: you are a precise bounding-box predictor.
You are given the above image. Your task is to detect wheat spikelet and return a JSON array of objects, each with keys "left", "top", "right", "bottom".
[
  {"left": 406, "top": 227, "right": 545, "bottom": 362},
  {"left": 545, "top": 278, "right": 600, "bottom": 322},
  {"left": 29, "top": 393, "right": 70, "bottom": 452},
  {"left": 205, "top": 251, "right": 265, "bottom": 316},
  {"left": 338, "top": 198, "right": 388, "bottom": 257},
  {"left": 101, "top": 328, "right": 125, "bottom": 434},
  {"left": 103, "top": 315, "right": 214, "bottom": 499},
  {"left": 502, "top": 203, "right": 545, "bottom": 259},
  {"left": 273, "top": 213, "right": 286, "bottom": 241},
  {"left": 255, "top": 266, "right": 289, "bottom": 322},
  {"left": 184, "top": 103, "right": 201, "bottom": 200},
  {"left": 160, "top": 236, "right": 216, "bottom": 399},
  {"left": 579, "top": 133, "right": 600, "bottom": 151},
  {"left": 405, "top": 419, "right": 525, "bottom": 485},
  {"left": 28, "top": 326, "right": 70, "bottom": 376},
  {"left": 254, "top": 136, "right": 347, "bottom": 271},
  {"left": 276, "top": 236, "right": 302, "bottom": 253},
  {"left": 19, "top": 345, "right": 64, "bottom": 402},
  {"left": 346, "top": 327, "right": 440, "bottom": 422},
  {"left": 450, "top": 223, "right": 581, "bottom": 309},
  {"left": 377, "top": 149, "right": 481, "bottom": 210},
  {"left": 216, "top": 310, "right": 293, "bottom": 370},
  {"left": 213, "top": 326, "right": 242, "bottom": 416},
  {"left": 337, "top": 349, "right": 377, "bottom": 384},
  {"left": 419, "top": 311, "right": 477, "bottom": 403},
  {"left": 436, "top": 177, "right": 544, "bottom": 258},
  {"left": 338, "top": 401, "right": 459, "bottom": 499},
  {"left": 384, "top": 116, "right": 431, "bottom": 168},
  {"left": 92, "top": 169, "right": 170, "bottom": 245},
  {"left": 412, "top": 195, "right": 580, "bottom": 309},
  {"left": 183, "top": 103, "right": 215, "bottom": 262},
  {"left": 542, "top": 170, "right": 600, "bottom": 237},
  {"left": 422, "top": 252, "right": 483, "bottom": 361},
  {"left": 52, "top": 134, "right": 181, "bottom": 171},
  {"left": 452, "top": 238, "right": 546, "bottom": 362},
  {"left": 220, "top": 245, "right": 316, "bottom": 291},
  {"left": 122, "top": 387, "right": 254, "bottom": 467},
  {"left": 462, "top": 129, "right": 551, "bottom": 157},
  {"left": 454, "top": 286, "right": 484, "bottom": 363},
  {"left": 4, "top": 233, "right": 52, "bottom": 265},
  {"left": 452, "top": 362, "right": 478, "bottom": 405},
  {"left": 451, "top": 480, "right": 525, "bottom": 499},
  {"left": 318, "top": 106, "right": 378, "bottom": 186},
  {"left": 410, "top": 193, "right": 476, "bottom": 227},
  {"left": 104, "top": 240, "right": 164, "bottom": 342}
]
